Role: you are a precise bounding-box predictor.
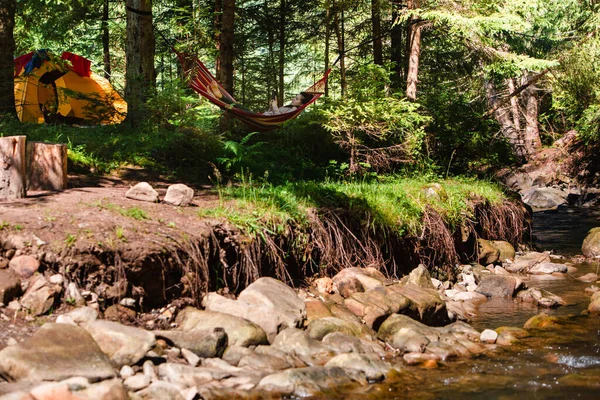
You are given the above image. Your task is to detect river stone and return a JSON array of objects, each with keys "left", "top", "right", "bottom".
[
  {"left": 505, "top": 251, "right": 551, "bottom": 273},
  {"left": 157, "top": 363, "right": 215, "bottom": 387},
  {"left": 8, "top": 255, "right": 40, "bottom": 279},
  {"left": 255, "top": 345, "right": 307, "bottom": 369},
  {"left": 125, "top": 182, "right": 159, "bottom": 202},
  {"left": 402, "top": 264, "right": 436, "bottom": 289},
  {"left": 203, "top": 292, "right": 280, "bottom": 343},
  {"left": 324, "top": 353, "right": 394, "bottom": 382},
  {"left": 20, "top": 275, "right": 61, "bottom": 316},
  {"left": 444, "top": 289, "right": 488, "bottom": 303},
  {"left": 516, "top": 288, "right": 567, "bottom": 307},
  {"left": 62, "top": 306, "right": 99, "bottom": 325},
  {"left": 578, "top": 273, "right": 599, "bottom": 282},
  {"left": 445, "top": 300, "right": 478, "bottom": 321},
  {"left": 495, "top": 326, "right": 529, "bottom": 345},
  {"left": 272, "top": 328, "right": 335, "bottom": 366},
  {"left": 314, "top": 277, "right": 333, "bottom": 294},
  {"left": 84, "top": 320, "right": 156, "bottom": 367},
  {"left": 528, "top": 262, "right": 568, "bottom": 274},
  {"left": 475, "top": 275, "right": 517, "bottom": 298},
  {"left": 388, "top": 283, "right": 450, "bottom": 326},
  {"left": 439, "top": 321, "right": 481, "bottom": 342},
  {"left": 238, "top": 351, "right": 293, "bottom": 372},
  {"left": 124, "top": 373, "right": 151, "bottom": 391},
  {"left": 154, "top": 328, "right": 228, "bottom": 358},
  {"left": 322, "top": 332, "right": 387, "bottom": 357},
  {"left": 135, "top": 381, "right": 185, "bottom": 400},
  {"left": 258, "top": 366, "right": 358, "bottom": 397},
  {"left": 521, "top": 187, "right": 567, "bottom": 211},
  {"left": 0, "top": 269, "right": 20, "bottom": 304},
  {"left": 343, "top": 288, "right": 396, "bottom": 330},
  {"left": 332, "top": 267, "right": 386, "bottom": 297},
  {"left": 306, "top": 317, "right": 365, "bottom": 340},
  {"left": 477, "top": 239, "right": 500, "bottom": 265},
  {"left": 523, "top": 313, "right": 563, "bottom": 330},
  {"left": 588, "top": 291, "right": 600, "bottom": 314},
  {"left": 491, "top": 240, "right": 516, "bottom": 261},
  {"left": 0, "top": 323, "right": 115, "bottom": 382},
  {"left": 582, "top": 227, "right": 600, "bottom": 257},
  {"left": 175, "top": 307, "right": 268, "bottom": 347},
  {"left": 377, "top": 314, "right": 440, "bottom": 353},
  {"left": 480, "top": 329, "right": 498, "bottom": 344},
  {"left": 163, "top": 184, "right": 194, "bottom": 206},
  {"left": 305, "top": 299, "right": 333, "bottom": 324},
  {"left": 222, "top": 345, "right": 254, "bottom": 366}
]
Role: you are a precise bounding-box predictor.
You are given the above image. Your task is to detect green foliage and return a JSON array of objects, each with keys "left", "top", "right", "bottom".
[
  {"left": 576, "top": 104, "right": 600, "bottom": 144},
  {"left": 217, "top": 132, "right": 266, "bottom": 176}
]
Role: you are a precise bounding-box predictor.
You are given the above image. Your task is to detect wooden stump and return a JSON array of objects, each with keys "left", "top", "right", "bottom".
[
  {"left": 0, "top": 136, "right": 27, "bottom": 199},
  {"left": 26, "top": 142, "right": 68, "bottom": 191}
]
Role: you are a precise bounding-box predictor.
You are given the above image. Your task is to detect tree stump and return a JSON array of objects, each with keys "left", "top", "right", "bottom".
[
  {"left": 0, "top": 136, "right": 26, "bottom": 199},
  {"left": 26, "top": 142, "right": 68, "bottom": 191}
]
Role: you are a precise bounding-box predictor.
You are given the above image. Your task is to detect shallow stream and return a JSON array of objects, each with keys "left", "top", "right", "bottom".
[{"left": 344, "top": 208, "right": 600, "bottom": 399}]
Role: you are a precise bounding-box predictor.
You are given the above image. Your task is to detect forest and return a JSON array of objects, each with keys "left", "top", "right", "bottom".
[{"left": 1, "top": 0, "right": 599, "bottom": 186}]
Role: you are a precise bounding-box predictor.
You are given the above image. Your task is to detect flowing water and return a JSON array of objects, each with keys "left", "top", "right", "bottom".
[{"left": 342, "top": 208, "right": 600, "bottom": 399}]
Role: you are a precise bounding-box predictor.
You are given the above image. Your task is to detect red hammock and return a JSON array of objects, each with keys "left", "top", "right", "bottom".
[{"left": 178, "top": 53, "right": 330, "bottom": 131}]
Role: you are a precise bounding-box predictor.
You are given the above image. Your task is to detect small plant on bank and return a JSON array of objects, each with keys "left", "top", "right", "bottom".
[
  {"left": 120, "top": 207, "right": 149, "bottom": 221},
  {"left": 115, "top": 226, "right": 127, "bottom": 242},
  {"left": 64, "top": 233, "right": 77, "bottom": 247}
]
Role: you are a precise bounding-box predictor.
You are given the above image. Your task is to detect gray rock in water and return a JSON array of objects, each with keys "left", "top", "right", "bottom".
[
  {"left": 475, "top": 275, "right": 517, "bottom": 298},
  {"left": 324, "top": 353, "right": 395, "bottom": 382},
  {"left": 84, "top": 320, "right": 156, "bottom": 367},
  {"left": 521, "top": 187, "right": 567, "bottom": 211},
  {"left": 388, "top": 283, "right": 450, "bottom": 326},
  {"left": 258, "top": 366, "right": 358, "bottom": 398},
  {"left": 505, "top": 251, "right": 551, "bottom": 273},
  {"left": 20, "top": 275, "right": 61, "bottom": 316},
  {"left": 377, "top": 314, "right": 439, "bottom": 353},
  {"left": 528, "top": 262, "right": 568, "bottom": 274},
  {"left": 0, "top": 269, "right": 20, "bottom": 305},
  {"left": 125, "top": 182, "right": 159, "bottom": 203},
  {"left": 154, "top": 328, "right": 228, "bottom": 358},
  {"left": 272, "top": 328, "right": 335, "bottom": 366},
  {"left": 0, "top": 323, "right": 115, "bottom": 382},
  {"left": 175, "top": 307, "right": 268, "bottom": 347},
  {"left": 135, "top": 381, "right": 186, "bottom": 400},
  {"left": 582, "top": 227, "right": 600, "bottom": 258},
  {"left": 163, "top": 184, "right": 194, "bottom": 206},
  {"left": 516, "top": 288, "right": 567, "bottom": 308}
]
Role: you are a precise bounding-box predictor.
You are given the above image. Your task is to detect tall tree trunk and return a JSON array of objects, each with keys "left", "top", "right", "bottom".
[
  {"left": 325, "top": 0, "right": 330, "bottom": 96},
  {"left": 485, "top": 79, "right": 526, "bottom": 161},
  {"left": 371, "top": 0, "right": 383, "bottom": 65},
  {"left": 507, "top": 78, "right": 520, "bottom": 132},
  {"left": 522, "top": 76, "right": 542, "bottom": 157},
  {"left": 214, "top": 0, "right": 222, "bottom": 77},
  {"left": 278, "top": 0, "right": 286, "bottom": 106},
  {"left": 406, "top": 0, "right": 422, "bottom": 101},
  {"left": 125, "top": 0, "right": 156, "bottom": 126},
  {"left": 102, "top": 0, "right": 111, "bottom": 80},
  {"left": 390, "top": 0, "right": 403, "bottom": 89},
  {"left": 333, "top": 4, "right": 347, "bottom": 98},
  {"left": 0, "top": 0, "right": 16, "bottom": 117},
  {"left": 265, "top": 0, "right": 276, "bottom": 100},
  {"left": 219, "top": 0, "right": 235, "bottom": 95}
]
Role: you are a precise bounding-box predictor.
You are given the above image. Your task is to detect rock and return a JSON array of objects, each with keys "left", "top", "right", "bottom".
[
  {"left": 120, "top": 365, "right": 135, "bottom": 379},
  {"left": 477, "top": 239, "right": 500, "bottom": 265},
  {"left": 403, "top": 352, "right": 442, "bottom": 366},
  {"left": 0, "top": 269, "right": 20, "bottom": 305},
  {"left": 272, "top": 328, "right": 335, "bottom": 366},
  {"left": 175, "top": 308, "right": 268, "bottom": 347},
  {"left": 332, "top": 267, "right": 386, "bottom": 298},
  {"left": 104, "top": 304, "right": 137, "bottom": 323},
  {"left": 28, "top": 382, "right": 80, "bottom": 400},
  {"left": 588, "top": 292, "right": 600, "bottom": 314},
  {"left": 48, "top": 274, "right": 64, "bottom": 285},
  {"left": 343, "top": 287, "right": 396, "bottom": 330},
  {"left": 443, "top": 290, "right": 488, "bottom": 303},
  {"left": 222, "top": 345, "right": 254, "bottom": 366},
  {"left": 157, "top": 363, "right": 214, "bottom": 387},
  {"left": 0, "top": 323, "right": 115, "bottom": 382},
  {"left": 402, "top": 264, "right": 435, "bottom": 289},
  {"left": 324, "top": 353, "right": 394, "bottom": 382},
  {"left": 528, "top": 262, "right": 568, "bottom": 274},
  {"left": 163, "top": 184, "right": 194, "bottom": 206},
  {"left": 84, "top": 320, "right": 156, "bottom": 367},
  {"left": 258, "top": 366, "right": 358, "bottom": 397},
  {"left": 305, "top": 300, "right": 333, "bottom": 324},
  {"left": 523, "top": 313, "right": 563, "bottom": 330},
  {"left": 238, "top": 351, "right": 293, "bottom": 372},
  {"left": 475, "top": 275, "right": 517, "bottom": 298},
  {"left": 124, "top": 373, "right": 151, "bottom": 391},
  {"left": 155, "top": 328, "right": 227, "bottom": 359},
  {"left": 8, "top": 255, "right": 40, "bottom": 279},
  {"left": 377, "top": 314, "right": 439, "bottom": 353},
  {"left": 62, "top": 306, "right": 99, "bottom": 325},
  {"left": 314, "top": 277, "right": 333, "bottom": 294},
  {"left": 322, "top": 332, "right": 387, "bottom": 358},
  {"left": 491, "top": 241, "right": 516, "bottom": 262},
  {"left": 20, "top": 275, "right": 61, "bottom": 316},
  {"left": 505, "top": 252, "right": 551, "bottom": 273},
  {"left": 578, "top": 273, "right": 599, "bottom": 282},
  {"left": 495, "top": 326, "right": 529, "bottom": 345},
  {"left": 306, "top": 317, "right": 366, "bottom": 341},
  {"left": 480, "top": 329, "right": 498, "bottom": 344},
  {"left": 125, "top": 182, "right": 159, "bottom": 203},
  {"left": 521, "top": 187, "right": 568, "bottom": 211},
  {"left": 516, "top": 288, "right": 567, "bottom": 307},
  {"left": 388, "top": 283, "right": 450, "bottom": 326},
  {"left": 582, "top": 227, "right": 600, "bottom": 257},
  {"left": 133, "top": 381, "right": 185, "bottom": 400},
  {"left": 65, "top": 282, "right": 86, "bottom": 306},
  {"left": 75, "top": 379, "right": 128, "bottom": 400},
  {"left": 142, "top": 360, "right": 158, "bottom": 381}
]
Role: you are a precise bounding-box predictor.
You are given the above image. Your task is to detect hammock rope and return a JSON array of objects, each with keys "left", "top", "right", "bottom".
[{"left": 176, "top": 51, "right": 330, "bottom": 131}]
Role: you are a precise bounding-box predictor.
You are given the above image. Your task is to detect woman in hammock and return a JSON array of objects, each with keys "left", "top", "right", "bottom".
[{"left": 208, "top": 81, "right": 313, "bottom": 115}]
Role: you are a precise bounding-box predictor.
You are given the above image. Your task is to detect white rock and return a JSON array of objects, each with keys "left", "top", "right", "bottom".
[
  {"left": 181, "top": 348, "right": 200, "bottom": 366},
  {"left": 7, "top": 338, "right": 17, "bottom": 346},
  {"left": 120, "top": 297, "right": 137, "bottom": 307},
  {"left": 125, "top": 182, "right": 159, "bottom": 203},
  {"left": 49, "top": 274, "right": 64, "bottom": 285},
  {"left": 163, "top": 184, "right": 195, "bottom": 206},
  {"left": 120, "top": 365, "right": 135, "bottom": 379},
  {"left": 480, "top": 329, "right": 498, "bottom": 344},
  {"left": 124, "top": 373, "right": 151, "bottom": 391},
  {"left": 143, "top": 360, "right": 158, "bottom": 381},
  {"left": 55, "top": 315, "right": 76, "bottom": 325}
]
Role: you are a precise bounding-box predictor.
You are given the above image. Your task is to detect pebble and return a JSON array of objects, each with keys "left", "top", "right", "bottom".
[
  {"left": 120, "top": 365, "right": 135, "bottom": 379},
  {"left": 181, "top": 348, "right": 201, "bottom": 366},
  {"left": 480, "top": 329, "right": 498, "bottom": 344},
  {"left": 124, "top": 373, "right": 151, "bottom": 391},
  {"left": 49, "top": 274, "right": 64, "bottom": 285},
  {"left": 143, "top": 360, "right": 158, "bottom": 381}
]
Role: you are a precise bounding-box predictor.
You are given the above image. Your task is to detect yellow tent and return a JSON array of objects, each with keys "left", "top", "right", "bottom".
[{"left": 14, "top": 50, "right": 127, "bottom": 124}]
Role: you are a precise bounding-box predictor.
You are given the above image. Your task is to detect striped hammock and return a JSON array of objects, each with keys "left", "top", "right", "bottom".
[{"left": 178, "top": 53, "right": 330, "bottom": 131}]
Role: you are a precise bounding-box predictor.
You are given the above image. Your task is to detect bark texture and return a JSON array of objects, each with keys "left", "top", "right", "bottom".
[{"left": 0, "top": 0, "right": 16, "bottom": 116}]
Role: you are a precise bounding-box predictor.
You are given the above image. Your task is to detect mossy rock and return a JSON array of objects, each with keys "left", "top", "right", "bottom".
[{"left": 582, "top": 227, "right": 600, "bottom": 257}]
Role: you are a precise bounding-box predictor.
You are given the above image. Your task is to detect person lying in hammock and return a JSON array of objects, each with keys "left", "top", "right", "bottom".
[{"left": 207, "top": 81, "right": 313, "bottom": 115}]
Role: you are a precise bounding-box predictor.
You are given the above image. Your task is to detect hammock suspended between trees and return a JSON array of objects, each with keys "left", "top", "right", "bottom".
[{"left": 178, "top": 53, "right": 330, "bottom": 131}]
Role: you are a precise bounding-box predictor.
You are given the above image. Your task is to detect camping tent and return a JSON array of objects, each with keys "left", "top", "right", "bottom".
[{"left": 14, "top": 50, "right": 127, "bottom": 124}]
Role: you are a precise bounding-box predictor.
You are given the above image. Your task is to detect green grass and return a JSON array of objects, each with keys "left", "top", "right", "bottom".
[
  {"left": 90, "top": 200, "right": 149, "bottom": 220},
  {"left": 199, "top": 175, "right": 509, "bottom": 237}
]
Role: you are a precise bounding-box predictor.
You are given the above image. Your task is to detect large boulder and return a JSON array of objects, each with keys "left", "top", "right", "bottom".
[
  {"left": 258, "top": 367, "right": 358, "bottom": 398},
  {"left": 388, "top": 283, "right": 450, "bottom": 326},
  {"left": 306, "top": 317, "right": 367, "bottom": 341},
  {"left": 475, "top": 275, "right": 517, "bottom": 298},
  {"left": 271, "top": 328, "right": 335, "bottom": 366},
  {"left": 491, "top": 241, "right": 516, "bottom": 262},
  {"left": 324, "top": 353, "right": 396, "bottom": 382},
  {"left": 8, "top": 255, "right": 40, "bottom": 279},
  {"left": 20, "top": 275, "right": 61, "bottom": 316},
  {"left": 0, "top": 323, "right": 115, "bottom": 382},
  {"left": 332, "top": 267, "right": 386, "bottom": 298},
  {"left": 175, "top": 308, "right": 268, "bottom": 347},
  {"left": 521, "top": 187, "right": 568, "bottom": 211},
  {"left": 477, "top": 239, "right": 500, "bottom": 265},
  {"left": 154, "top": 328, "right": 228, "bottom": 358},
  {"left": 582, "top": 227, "right": 600, "bottom": 258},
  {"left": 163, "top": 184, "right": 194, "bottom": 206},
  {"left": 528, "top": 262, "right": 568, "bottom": 275},
  {"left": 84, "top": 320, "right": 155, "bottom": 367},
  {"left": 125, "top": 182, "right": 159, "bottom": 202}
]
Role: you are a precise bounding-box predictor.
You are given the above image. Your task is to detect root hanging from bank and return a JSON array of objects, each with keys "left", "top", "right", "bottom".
[{"left": 475, "top": 200, "right": 531, "bottom": 246}]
